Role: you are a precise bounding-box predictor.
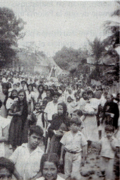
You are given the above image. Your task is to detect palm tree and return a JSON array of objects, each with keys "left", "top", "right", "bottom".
[
  {"left": 88, "top": 37, "right": 106, "bottom": 80},
  {"left": 103, "top": 1, "right": 120, "bottom": 48}
]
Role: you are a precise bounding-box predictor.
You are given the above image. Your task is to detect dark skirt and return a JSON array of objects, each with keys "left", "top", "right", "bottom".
[
  {"left": 8, "top": 116, "right": 23, "bottom": 148},
  {"left": 48, "top": 135, "right": 61, "bottom": 157}
]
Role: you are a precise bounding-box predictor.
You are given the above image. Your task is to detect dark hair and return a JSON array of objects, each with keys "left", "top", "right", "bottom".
[
  {"left": 27, "top": 84, "right": 33, "bottom": 91},
  {"left": 77, "top": 110, "right": 83, "bottom": 117},
  {"left": 105, "top": 125, "right": 114, "bottom": 132},
  {"left": 58, "top": 102, "right": 67, "bottom": 116},
  {"left": 9, "top": 89, "right": 18, "bottom": 99},
  {"left": 82, "top": 91, "right": 87, "bottom": 97},
  {"left": 70, "top": 117, "right": 81, "bottom": 126},
  {"left": 21, "top": 80, "right": 27, "bottom": 85},
  {"left": 40, "top": 153, "right": 59, "bottom": 173},
  {"left": 18, "top": 89, "right": 26, "bottom": 100},
  {"left": 87, "top": 90, "right": 94, "bottom": 95},
  {"left": 38, "top": 85, "right": 44, "bottom": 92},
  {"left": 2, "top": 83, "right": 9, "bottom": 89},
  {"left": 0, "top": 157, "right": 14, "bottom": 174},
  {"left": 28, "top": 125, "right": 43, "bottom": 137}
]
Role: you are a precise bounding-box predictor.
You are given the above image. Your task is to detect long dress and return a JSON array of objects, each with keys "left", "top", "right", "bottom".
[
  {"left": 82, "top": 98, "right": 99, "bottom": 142},
  {"left": 8, "top": 101, "right": 28, "bottom": 148},
  {"left": 48, "top": 114, "right": 70, "bottom": 156}
]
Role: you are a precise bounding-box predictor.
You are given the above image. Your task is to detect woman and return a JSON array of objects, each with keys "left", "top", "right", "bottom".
[
  {"left": 43, "top": 89, "right": 53, "bottom": 107},
  {"left": 82, "top": 90, "right": 99, "bottom": 143},
  {"left": 37, "top": 153, "right": 65, "bottom": 180},
  {"left": 48, "top": 102, "right": 70, "bottom": 157},
  {"left": 26, "top": 84, "right": 34, "bottom": 114},
  {"left": 8, "top": 90, "right": 28, "bottom": 149},
  {"left": 37, "top": 85, "right": 46, "bottom": 102}
]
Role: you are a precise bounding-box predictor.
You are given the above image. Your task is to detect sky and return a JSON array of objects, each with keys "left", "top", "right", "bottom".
[{"left": 0, "top": 0, "right": 118, "bottom": 57}]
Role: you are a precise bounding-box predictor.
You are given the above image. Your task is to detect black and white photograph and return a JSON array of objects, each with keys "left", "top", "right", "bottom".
[{"left": 0, "top": 0, "right": 119, "bottom": 180}]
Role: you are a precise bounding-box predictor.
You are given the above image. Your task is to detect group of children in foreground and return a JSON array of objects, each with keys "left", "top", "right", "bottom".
[{"left": 0, "top": 121, "right": 119, "bottom": 180}]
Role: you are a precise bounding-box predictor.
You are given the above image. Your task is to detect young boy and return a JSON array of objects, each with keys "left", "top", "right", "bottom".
[
  {"left": 10, "top": 125, "right": 44, "bottom": 180},
  {"left": 99, "top": 125, "right": 119, "bottom": 180},
  {"left": 60, "top": 117, "right": 87, "bottom": 180}
]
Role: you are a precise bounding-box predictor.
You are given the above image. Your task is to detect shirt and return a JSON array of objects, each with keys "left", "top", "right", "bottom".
[
  {"left": 0, "top": 116, "right": 11, "bottom": 157},
  {"left": 100, "top": 136, "right": 119, "bottom": 158},
  {"left": 10, "top": 143, "right": 44, "bottom": 180},
  {"left": 60, "top": 131, "right": 87, "bottom": 153},
  {"left": 44, "top": 101, "right": 58, "bottom": 121}
]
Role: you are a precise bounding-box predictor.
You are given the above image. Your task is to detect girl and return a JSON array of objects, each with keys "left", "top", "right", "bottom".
[
  {"left": 43, "top": 89, "right": 53, "bottom": 107},
  {"left": 37, "top": 153, "right": 65, "bottom": 180},
  {"left": 6, "top": 89, "right": 18, "bottom": 112},
  {"left": 8, "top": 90, "right": 28, "bottom": 149},
  {"left": 37, "top": 85, "right": 46, "bottom": 102}
]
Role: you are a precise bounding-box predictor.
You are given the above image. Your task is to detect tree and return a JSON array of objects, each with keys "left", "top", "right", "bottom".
[
  {"left": 102, "top": 1, "right": 120, "bottom": 84},
  {"left": 88, "top": 37, "right": 106, "bottom": 80},
  {"left": 53, "top": 46, "right": 88, "bottom": 71},
  {"left": 0, "top": 7, "right": 25, "bottom": 67},
  {"left": 103, "top": 1, "right": 120, "bottom": 48}
]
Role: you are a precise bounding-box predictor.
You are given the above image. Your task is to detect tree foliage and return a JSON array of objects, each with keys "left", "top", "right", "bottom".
[
  {"left": 88, "top": 37, "right": 105, "bottom": 62},
  {"left": 53, "top": 46, "right": 88, "bottom": 71},
  {"left": 103, "top": 1, "right": 120, "bottom": 48},
  {"left": 0, "top": 7, "right": 25, "bottom": 66}
]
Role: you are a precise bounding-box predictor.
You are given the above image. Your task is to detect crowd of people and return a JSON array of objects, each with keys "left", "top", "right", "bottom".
[{"left": 0, "top": 69, "right": 120, "bottom": 180}]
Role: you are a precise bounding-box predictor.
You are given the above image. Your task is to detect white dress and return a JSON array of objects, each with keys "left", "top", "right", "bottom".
[{"left": 82, "top": 98, "right": 99, "bottom": 142}]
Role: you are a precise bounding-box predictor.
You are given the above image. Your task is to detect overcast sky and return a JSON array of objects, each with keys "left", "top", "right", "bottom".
[{"left": 0, "top": 0, "right": 118, "bottom": 56}]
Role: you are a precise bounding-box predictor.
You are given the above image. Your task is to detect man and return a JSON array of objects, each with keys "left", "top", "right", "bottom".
[
  {"left": 44, "top": 91, "right": 61, "bottom": 122},
  {"left": 102, "top": 94, "right": 119, "bottom": 130},
  {"left": 0, "top": 157, "right": 14, "bottom": 180},
  {"left": 10, "top": 125, "right": 44, "bottom": 180}
]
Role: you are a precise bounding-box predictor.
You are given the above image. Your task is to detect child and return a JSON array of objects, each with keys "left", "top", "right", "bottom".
[
  {"left": 72, "top": 110, "right": 84, "bottom": 132},
  {"left": 60, "top": 117, "right": 87, "bottom": 180},
  {"left": 36, "top": 153, "right": 65, "bottom": 180},
  {"left": 99, "top": 125, "right": 119, "bottom": 180},
  {"left": 30, "top": 103, "right": 45, "bottom": 134}
]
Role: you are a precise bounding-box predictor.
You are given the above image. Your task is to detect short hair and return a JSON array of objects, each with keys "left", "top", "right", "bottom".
[
  {"left": 105, "top": 125, "right": 114, "bottom": 132},
  {"left": 0, "top": 157, "right": 14, "bottom": 174},
  {"left": 77, "top": 110, "right": 83, "bottom": 117},
  {"left": 28, "top": 125, "right": 43, "bottom": 137},
  {"left": 70, "top": 117, "right": 81, "bottom": 126},
  {"left": 40, "top": 153, "right": 59, "bottom": 173}
]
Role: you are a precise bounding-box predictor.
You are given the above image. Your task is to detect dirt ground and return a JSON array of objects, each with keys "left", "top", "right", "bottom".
[{"left": 59, "top": 141, "right": 120, "bottom": 180}]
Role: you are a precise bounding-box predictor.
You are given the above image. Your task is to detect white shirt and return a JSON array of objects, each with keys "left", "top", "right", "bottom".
[
  {"left": 44, "top": 101, "right": 58, "bottom": 121},
  {"left": 100, "top": 136, "right": 119, "bottom": 158},
  {"left": 60, "top": 131, "right": 87, "bottom": 153},
  {"left": 10, "top": 143, "right": 44, "bottom": 180}
]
